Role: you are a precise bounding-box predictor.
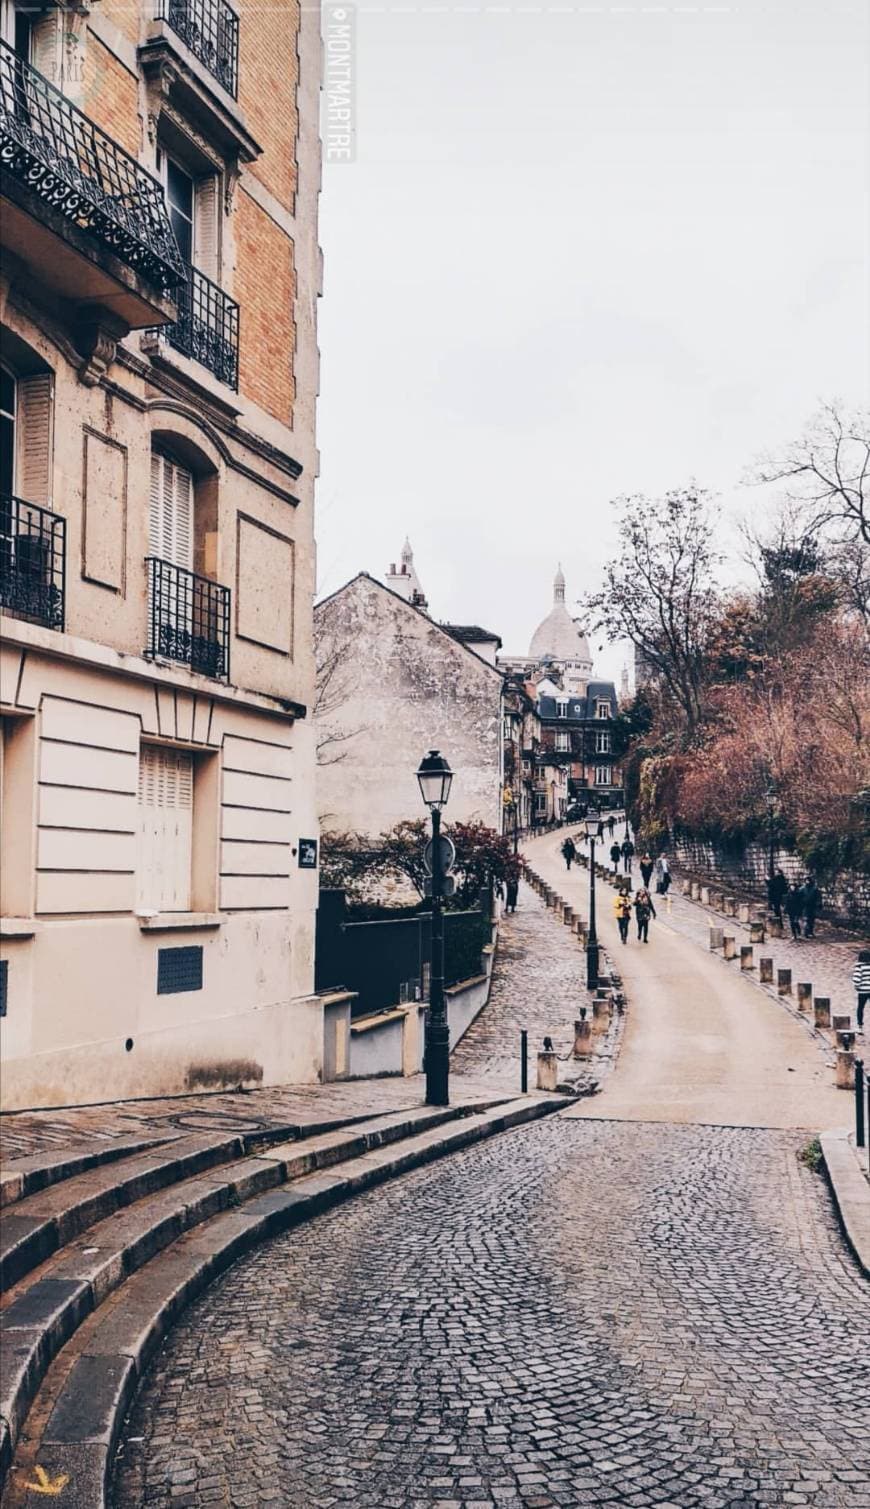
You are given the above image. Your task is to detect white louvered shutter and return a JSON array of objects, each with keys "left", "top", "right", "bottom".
[
  {"left": 194, "top": 176, "right": 220, "bottom": 283},
  {"left": 137, "top": 746, "right": 193, "bottom": 912},
  {"left": 149, "top": 453, "right": 193, "bottom": 570},
  {"left": 29, "top": 13, "right": 61, "bottom": 86},
  {"left": 16, "top": 374, "right": 53, "bottom": 505}
]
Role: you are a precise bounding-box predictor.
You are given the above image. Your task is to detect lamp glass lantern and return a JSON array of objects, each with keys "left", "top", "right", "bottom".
[
  {"left": 417, "top": 749, "right": 454, "bottom": 811},
  {"left": 582, "top": 813, "right": 599, "bottom": 841}
]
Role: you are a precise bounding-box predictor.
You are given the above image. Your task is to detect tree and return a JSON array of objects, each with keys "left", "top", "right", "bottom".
[
  {"left": 754, "top": 403, "right": 870, "bottom": 547},
  {"left": 582, "top": 489, "right": 721, "bottom": 738},
  {"left": 313, "top": 600, "right": 366, "bottom": 769}
]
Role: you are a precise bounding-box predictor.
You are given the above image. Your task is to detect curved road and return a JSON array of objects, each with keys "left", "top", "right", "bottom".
[{"left": 112, "top": 832, "right": 869, "bottom": 1508}]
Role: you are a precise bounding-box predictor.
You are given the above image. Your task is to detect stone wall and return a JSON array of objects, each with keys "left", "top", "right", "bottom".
[{"left": 671, "top": 831, "right": 870, "bottom": 931}]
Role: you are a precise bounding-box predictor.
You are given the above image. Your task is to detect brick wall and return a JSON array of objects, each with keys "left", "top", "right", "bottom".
[
  {"left": 235, "top": 190, "right": 296, "bottom": 423},
  {"left": 238, "top": 0, "right": 299, "bottom": 210},
  {"left": 84, "top": 34, "right": 140, "bottom": 158},
  {"left": 100, "top": 0, "right": 141, "bottom": 45},
  {"left": 672, "top": 831, "right": 870, "bottom": 931}
]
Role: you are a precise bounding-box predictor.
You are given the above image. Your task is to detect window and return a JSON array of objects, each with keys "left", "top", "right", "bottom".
[
  {"left": 534, "top": 791, "right": 547, "bottom": 816},
  {"left": 1, "top": 363, "right": 53, "bottom": 504},
  {"left": 0, "top": 366, "right": 13, "bottom": 495},
  {"left": 595, "top": 729, "right": 610, "bottom": 754},
  {"left": 556, "top": 731, "right": 570, "bottom": 752},
  {"left": 157, "top": 147, "right": 220, "bottom": 283},
  {"left": 522, "top": 758, "right": 531, "bottom": 775},
  {"left": 502, "top": 716, "right": 513, "bottom": 743},
  {"left": 597, "top": 701, "right": 610, "bottom": 720},
  {"left": 595, "top": 765, "right": 612, "bottom": 786},
  {"left": 556, "top": 700, "right": 568, "bottom": 718},
  {"left": 137, "top": 745, "right": 194, "bottom": 912}
]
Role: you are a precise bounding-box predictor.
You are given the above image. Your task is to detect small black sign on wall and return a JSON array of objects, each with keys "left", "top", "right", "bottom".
[
  {"left": 157, "top": 946, "right": 203, "bottom": 995},
  {"left": 298, "top": 838, "right": 318, "bottom": 869}
]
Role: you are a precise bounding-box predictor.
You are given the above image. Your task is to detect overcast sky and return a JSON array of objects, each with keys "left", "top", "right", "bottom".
[{"left": 315, "top": 0, "right": 869, "bottom": 683}]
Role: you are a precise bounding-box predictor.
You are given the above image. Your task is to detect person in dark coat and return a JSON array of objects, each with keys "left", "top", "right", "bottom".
[
  {"left": 597, "top": 818, "right": 605, "bottom": 839},
  {"left": 639, "top": 853, "right": 654, "bottom": 888},
  {"left": 609, "top": 841, "right": 622, "bottom": 868},
  {"left": 634, "top": 887, "right": 656, "bottom": 942},
  {"left": 767, "top": 869, "right": 788, "bottom": 923},
  {"left": 802, "top": 877, "right": 822, "bottom": 937},
  {"left": 784, "top": 882, "right": 804, "bottom": 940},
  {"left": 505, "top": 876, "right": 519, "bottom": 913},
  {"left": 621, "top": 837, "right": 635, "bottom": 875},
  {"left": 561, "top": 837, "right": 577, "bottom": 871},
  {"left": 607, "top": 815, "right": 616, "bottom": 837}
]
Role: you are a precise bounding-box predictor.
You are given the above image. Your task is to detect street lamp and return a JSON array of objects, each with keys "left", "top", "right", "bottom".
[
  {"left": 417, "top": 750, "right": 453, "bottom": 1106},
  {"left": 582, "top": 811, "right": 600, "bottom": 989}
]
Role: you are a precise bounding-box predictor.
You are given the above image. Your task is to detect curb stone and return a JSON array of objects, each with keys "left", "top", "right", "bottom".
[{"left": 820, "top": 1129, "right": 870, "bottom": 1279}]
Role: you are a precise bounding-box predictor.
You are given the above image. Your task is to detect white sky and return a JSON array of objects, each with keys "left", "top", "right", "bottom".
[{"left": 315, "top": 0, "right": 870, "bottom": 684}]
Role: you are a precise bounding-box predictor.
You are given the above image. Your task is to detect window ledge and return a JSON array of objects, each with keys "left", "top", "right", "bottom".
[
  {"left": 137, "top": 912, "right": 222, "bottom": 932},
  {"left": 0, "top": 917, "right": 39, "bottom": 939}
]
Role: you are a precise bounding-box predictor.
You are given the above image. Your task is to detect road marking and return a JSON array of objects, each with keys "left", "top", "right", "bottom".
[{"left": 22, "top": 1466, "right": 70, "bottom": 1496}]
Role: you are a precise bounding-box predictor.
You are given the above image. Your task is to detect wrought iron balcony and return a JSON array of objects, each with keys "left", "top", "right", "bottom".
[
  {"left": 0, "top": 40, "right": 186, "bottom": 294},
  {"left": 146, "top": 557, "right": 230, "bottom": 681},
  {"left": 0, "top": 494, "right": 65, "bottom": 631},
  {"left": 156, "top": 0, "right": 240, "bottom": 98},
  {"left": 166, "top": 266, "right": 240, "bottom": 388}
]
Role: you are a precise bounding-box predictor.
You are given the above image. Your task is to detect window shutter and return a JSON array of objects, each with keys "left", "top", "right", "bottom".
[
  {"left": 194, "top": 176, "right": 220, "bottom": 283},
  {"left": 150, "top": 453, "right": 193, "bottom": 570},
  {"left": 149, "top": 453, "right": 162, "bottom": 557},
  {"left": 29, "top": 13, "right": 61, "bottom": 84},
  {"left": 137, "top": 745, "right": 193, "bottom": 912},
  {"left": 16, "top": 374, "right": 53, "bottom": 505},
  {"left": 173, "top": 463, "right": 192, "bottom": 570}
]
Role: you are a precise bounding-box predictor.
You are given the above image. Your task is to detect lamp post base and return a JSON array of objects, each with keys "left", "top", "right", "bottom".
[
  {"left": 586, "top": 939, "right": 600, "bottom": 991},
  {"left": 425, "top": 1017, "right": 450, "bottom": 1106}
]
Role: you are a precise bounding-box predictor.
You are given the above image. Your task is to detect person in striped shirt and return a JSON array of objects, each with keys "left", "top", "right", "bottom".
[{"left": 855, "top": 950, "right": 870, "bottom": 1032}]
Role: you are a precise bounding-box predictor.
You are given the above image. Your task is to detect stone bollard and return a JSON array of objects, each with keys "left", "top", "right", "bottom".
[
  {"left": 592, "top": 995, "right": 611, "bottom": 1033},
  {"left": 573, "top": 1012, "right": 593, "bottom": 1058},
  {"left": 709, "top": 925, "right": 724, "bottom": 951},
  {"left": 723, "top": 896, "right": 736, "bottom": 917},
  {"left": 813, "top": 997, "right": 831, "bottom": 1029},
  {"left": 723, "top": 934, "right": 736, "bottom": 960},
  {"left": 835, "top": 1035, "right": 855, "bottom": 1090},
  {"left": 750, "top": 920, "right": 766, "bottom": 944},
  {"left": 563, "top": 904, "right": 574, "bottom": 926},
  {"left": 688, "top": 881, "right": 699, "bottom": 900},
  {"left": 700, "top": 885, "right": 711, "bottom": 906},
  {"left": 832, "top": 1014, "right": 852, "bottom": 1034},
  {"left": 759, "top": 957, "right": 774, "bottom": 984},
  {"left": 796, "top": 982, "right": 812, "bottom": 1013},
  {"left": 738, "top": 902, "right": 751, "bottom": 925},
  {"left": 777, "top": 968, "right": 792, "bottom": 996},
  {"left": 537, "top": 1050, "right": 559, "bottom": 1092},
  {"left": 740, "top": 945, "right": 754, "bottom": 971},
  {"left": 769, "top": 918, "right": 784, "bottom": 939}
]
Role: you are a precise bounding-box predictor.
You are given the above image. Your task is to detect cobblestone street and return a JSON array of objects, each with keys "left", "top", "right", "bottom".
[{"left": 113, "top": 1115, "right": 869, "bottom": 1509}]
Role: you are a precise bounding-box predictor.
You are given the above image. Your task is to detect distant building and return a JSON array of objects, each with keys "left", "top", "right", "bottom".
[
  {"left": 499, "top": 566, "right": 622, "bottom": 816},
  {"left": 314, "top": 573, "right": 503, "bottom": 834},
  {"left": 385, "top": 538, "right": 429, "bottom": 610}
]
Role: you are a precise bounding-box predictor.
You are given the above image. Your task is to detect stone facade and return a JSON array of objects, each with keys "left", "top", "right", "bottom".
[
  {"left": 314, "top": 574, "right": 504, "bottom": 835},
  {"left": 0, "top": 0, "right": 322, "bottom": 1107},
  {"left": 672, "top": 832, "right": 870, "bottom": 930}
]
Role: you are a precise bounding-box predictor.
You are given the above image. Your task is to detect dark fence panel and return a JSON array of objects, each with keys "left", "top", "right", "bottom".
[{"left": 314, "top": 890, "right": 490, "bottom": 1018}]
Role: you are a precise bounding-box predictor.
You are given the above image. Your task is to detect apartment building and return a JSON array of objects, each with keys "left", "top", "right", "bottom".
[{"left": 0, "top": 0, "right": 322, "bottom": 1107}]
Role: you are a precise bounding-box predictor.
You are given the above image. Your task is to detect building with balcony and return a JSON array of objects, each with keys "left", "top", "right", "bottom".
[{"left": 0, "top": 0, "right": 322, "bottom": 1107}]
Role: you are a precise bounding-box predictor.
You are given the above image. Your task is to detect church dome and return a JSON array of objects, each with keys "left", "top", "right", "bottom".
[{"left": 529, "top": 565, "right": 592, "bottom": 666}]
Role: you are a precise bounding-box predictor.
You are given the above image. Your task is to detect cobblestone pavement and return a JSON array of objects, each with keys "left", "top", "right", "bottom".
[
  {"left": 113, "top": 1115, "right": 870, "bottom": 1509},
  {"left": 451, "top": 885, "right": 615, "bottom": 1090}
]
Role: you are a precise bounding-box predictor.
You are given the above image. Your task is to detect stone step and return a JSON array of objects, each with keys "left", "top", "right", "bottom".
[
  {"left": 0, "top": 1099, "right": 508, "bottom": 1489},
  {"left": 3, "top": 1095, "right": 563, "bottom": 1508},
  {"left": 0, "top": 1136, "right": 177, "bottom": 1212}
]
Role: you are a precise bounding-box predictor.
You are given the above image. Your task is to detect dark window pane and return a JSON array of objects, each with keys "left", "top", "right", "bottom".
[
  {"left": 167, "top": 158, "right": 194, "bottom": 218},
  {"left": 0, "top": 415, "right": 14, "bottom": 496},
  {"left": 0, "top": 369, "right": 15, "bottom": 417}
]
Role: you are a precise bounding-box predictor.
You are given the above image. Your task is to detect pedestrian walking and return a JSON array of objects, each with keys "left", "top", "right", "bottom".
[
  {"left": 767, "top": 868, "right": 788, "bottom": 923},
  {"left": 597, "top": 818, "right": 605, "bottom": 839},
  {"left": 609, "top": 841, "right": 621, "bottom": 869},
  {"left": 621, "top": 837, "right": 635, "bottom": 875},
  {"left": 784, "top": 882, "right": 804, "bottom": 941},
  {"left": 634, "top": 887, "right": 656, "bottom": 942},
  {"left": 639, "top": 852, "right": 654, "bottom": 888},
  {"left": 607, "top": 815, "right": 616, "bottom": 837},
  {"left": 802, "top": 876, "right": 821, "bottom": 938},
  {"left": 505, "top": 876, "right": 519, "bottom": 914},
  {"left": 654, "top": 854, "right": 670, "bottom": 895},
  {"left": 614, "top": 891, "right": 632, "bottom": 944},
  {"left": 561, "top": 837, "right": 576, "bottom": 871},
  {"left": 853, "top": 949, "right": 870, "bottom": 1033}
]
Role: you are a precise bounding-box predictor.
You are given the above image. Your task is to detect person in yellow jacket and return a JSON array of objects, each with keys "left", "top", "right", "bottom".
[{"left": 613, "top": 890, "right": 632, "bottom": 944}]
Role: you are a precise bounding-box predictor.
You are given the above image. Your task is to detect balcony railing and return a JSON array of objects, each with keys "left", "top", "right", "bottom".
[
  {"left": 157, "top": 0, "right": 240, "bottom": 98},
  {"left": 166, "top": 266, "right": 239, "bottom": 388},
  {"left": 0, "top": 41, "right": 186, "bottom": 293},
  {"left": 146, "top": 557, "right": 230, "bottom": 681},
  {"left": 0, "top": 494, "right": 65, "bottom": 631}
]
